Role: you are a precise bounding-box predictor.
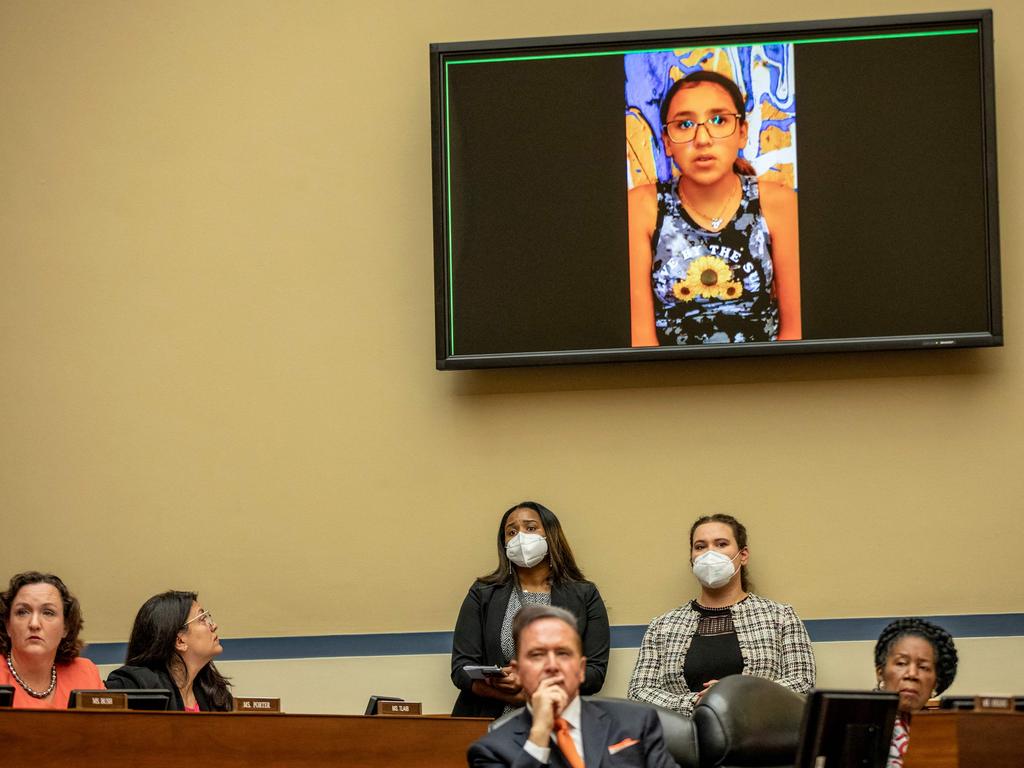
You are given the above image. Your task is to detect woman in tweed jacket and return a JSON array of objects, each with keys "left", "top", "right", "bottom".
[{"left": 627, "top": 514, "right": 815, "bottom": 716}]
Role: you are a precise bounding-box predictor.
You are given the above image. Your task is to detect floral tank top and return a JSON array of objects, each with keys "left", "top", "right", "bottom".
[{"left": 650, "top": 174, "right": 779, "bottom": 345}]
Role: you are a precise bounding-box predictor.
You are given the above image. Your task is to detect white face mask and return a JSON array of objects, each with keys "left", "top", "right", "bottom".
[
  {"left": 692, "top": 549, "right": 741, "bottom": 589},
  {"left": 506, "top": 532, "right": 549, "bottom": 569}
]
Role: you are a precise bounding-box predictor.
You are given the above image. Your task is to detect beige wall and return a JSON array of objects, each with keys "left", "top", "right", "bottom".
[{"left": 2, "top": 0, "right": 1022, "bottom": 712}]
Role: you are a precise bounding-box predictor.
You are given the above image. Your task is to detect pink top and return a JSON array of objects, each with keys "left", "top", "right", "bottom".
[
  {"left": 0, "top": 656, "right": 104, "bottom": 709},
  {"left": 184, "top": 701, "right": 201, "bottom": 713}
]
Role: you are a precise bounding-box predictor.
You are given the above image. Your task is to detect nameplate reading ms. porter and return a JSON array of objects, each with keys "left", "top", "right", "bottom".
[
  {"left": 233, "top": 697, "right": 282, "bottom": 713},
  {"left": 378, "top": 700, "right": 422, "bottom": 715}
]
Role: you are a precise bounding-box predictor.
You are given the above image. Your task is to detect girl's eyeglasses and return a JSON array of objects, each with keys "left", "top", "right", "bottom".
[{"left": 664, "top": 113, "right": 742, "bottom": 144}]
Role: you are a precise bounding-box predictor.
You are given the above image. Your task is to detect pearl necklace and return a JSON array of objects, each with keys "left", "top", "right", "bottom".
[{"left": 6, "top": 652, "right": 57, "bottom": 699}]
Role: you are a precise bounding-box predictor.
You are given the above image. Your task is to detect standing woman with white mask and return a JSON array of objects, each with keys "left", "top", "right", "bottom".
[
  {"left": 450, "top": 501, "right": 610, "bottom": 718},
  {"left": 628, "top": 514, "right": 815, "bottom": 716}
]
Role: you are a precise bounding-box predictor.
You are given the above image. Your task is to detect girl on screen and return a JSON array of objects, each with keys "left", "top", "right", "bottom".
[{"left": 628, "top": 70, "right": 801, "bottom": 346}]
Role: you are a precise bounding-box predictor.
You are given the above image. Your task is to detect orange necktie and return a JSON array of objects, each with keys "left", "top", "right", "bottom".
[{"left": 554, "top": 717, "right": 584, "bottom": 768}]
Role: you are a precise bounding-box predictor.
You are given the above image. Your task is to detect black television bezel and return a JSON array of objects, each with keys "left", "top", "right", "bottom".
[{"left": 430, "top": 10, "right": 1001, "bottom": 370}]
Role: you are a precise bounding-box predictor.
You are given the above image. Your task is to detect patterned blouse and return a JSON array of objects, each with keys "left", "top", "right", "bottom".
[
  {"left": 886, "top": 714, "right": 910, "bottom": 768},
  {"left": 627, "top": 593, "right": 816, "bottom": 716},
  {"left": 499, "top": 589, "right": 551, "bottom": 715},
  {"left": 499, "top": 589, "right": 552, "bottom": 664}
]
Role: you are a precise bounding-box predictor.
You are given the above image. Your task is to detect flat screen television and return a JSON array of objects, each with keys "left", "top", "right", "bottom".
[
  {"left": 430, "top": 10, "right": 1001, "bottom": 369},
  {"left": 794, "top": 689, "right": 899, "bottom": 768}
]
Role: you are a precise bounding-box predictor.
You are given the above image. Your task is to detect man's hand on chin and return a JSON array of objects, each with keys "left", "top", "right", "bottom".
[{"left": 527, "top": 676, "right": 568, "bottom": 747}]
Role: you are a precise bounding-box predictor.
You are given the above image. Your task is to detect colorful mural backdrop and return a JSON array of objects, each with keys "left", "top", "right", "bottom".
[{"left": 625, "top": 44, "right": 797, "bottom": 191}]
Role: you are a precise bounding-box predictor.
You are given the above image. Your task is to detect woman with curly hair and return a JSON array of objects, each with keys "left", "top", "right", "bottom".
[
  {"left": 874, "top": 618, "right": 958, "bottom": 768},
  {"left": 0, "top": 571, "right": 102, "bottom": 708}
]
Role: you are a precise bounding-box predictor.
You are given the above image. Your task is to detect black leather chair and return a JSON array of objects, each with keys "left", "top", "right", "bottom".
[
  {"left": 488, "top": 696, "right": 699, "bottom": 768},
  {"left": 692, "top": 676, "right": 806, "bottom": 768}
]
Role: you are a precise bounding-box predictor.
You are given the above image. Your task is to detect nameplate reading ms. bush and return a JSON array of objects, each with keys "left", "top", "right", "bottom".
[{"left": 75, "top": 691, "right": 128, "bottom": 710}]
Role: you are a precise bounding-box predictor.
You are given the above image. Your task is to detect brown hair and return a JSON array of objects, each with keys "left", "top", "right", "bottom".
[
  {"left": 0, "top": 571, "right": 84, "bottom": 663},
  {"left": 689, "top": 514, "right": 753, "bottom": 592}
]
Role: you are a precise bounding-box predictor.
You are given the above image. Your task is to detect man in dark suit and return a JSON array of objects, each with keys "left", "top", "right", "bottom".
[{"left": 467, "top": 604, "right": 677, "bottom": 768}]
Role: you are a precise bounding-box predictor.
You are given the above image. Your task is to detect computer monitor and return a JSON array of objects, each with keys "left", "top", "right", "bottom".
[
  {"left": 0, "top": 685, "right": 13, "bottom": 707},
  {"left": 363, "top": 695, "right": 404, "bottom": 716},
  {"left": 68, "top": 688, "right": 172, "bottom": 711},
  {"left": 794, "top": 690, "right": 899, "bottom": 768}
]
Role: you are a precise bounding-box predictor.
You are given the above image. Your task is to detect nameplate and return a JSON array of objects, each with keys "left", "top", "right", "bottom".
[
  {"left": 233, "top": 697, "right": 282, "bottom": 713},
  {"left": 975, "top": 695, "right": 1014, "bottom": 711},
  {"left": 75, "top": 691, "right": 128, "bottom": 710},
  {"left": 377, "top": 700, "right": 422, "bottom": 716}
]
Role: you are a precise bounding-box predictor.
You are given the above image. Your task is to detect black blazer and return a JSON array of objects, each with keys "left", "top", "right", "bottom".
[
  {"left": 467, "top": 697, "right": 677, "bottom": 768},
  {"left": 451, "top": 580, "right": 610, "bottom": 717},
  {"left": 105, "top": 664, "right": 232, "bottom": 712}
]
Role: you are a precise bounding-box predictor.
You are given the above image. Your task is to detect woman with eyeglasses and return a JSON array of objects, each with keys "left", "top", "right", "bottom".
[
  {"left": 628, "top": 69, "right": 801, "bottom": 346},
  {"left": 106, "top": 590, "right": 232, "bottom": 711},
  {"left": 0, "top": 571, "right": 103, "bottom": 708}
]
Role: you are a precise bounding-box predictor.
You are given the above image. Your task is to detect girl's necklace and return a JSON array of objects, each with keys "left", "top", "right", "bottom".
[
  {"left": 680, "top": 177, "right": 738, "bottom": 230},
  {"left": 6, "top": 652, "right": 57, "bottom": 699}
]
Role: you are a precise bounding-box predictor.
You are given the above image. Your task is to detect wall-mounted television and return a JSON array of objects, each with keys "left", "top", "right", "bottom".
[{"left": 430, "top": 10, "right": 1001, "bottom": 369}]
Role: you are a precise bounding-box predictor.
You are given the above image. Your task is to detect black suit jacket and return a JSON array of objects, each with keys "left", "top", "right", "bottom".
[
  {"left": 105, "top": 664, "right": 232, "bottom": 712},
  {"left": 451, "top": 580, "right": 610, "bottom": 717},
  {"left": 467, "top": 698, "right": 679, "bottom": 768}
]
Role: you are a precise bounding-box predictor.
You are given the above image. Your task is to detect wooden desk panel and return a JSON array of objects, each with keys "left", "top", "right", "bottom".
[
  {"left": 0, "top": 709, "right": 489, "bottom": 767},
  {"left": 903, "top": 711, "right": 1024, "bottom": 768}
]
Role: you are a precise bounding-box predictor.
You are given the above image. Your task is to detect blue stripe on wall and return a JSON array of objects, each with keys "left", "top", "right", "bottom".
[{"left": 82, "top": 612, "right": 1024, "bottom": 665}]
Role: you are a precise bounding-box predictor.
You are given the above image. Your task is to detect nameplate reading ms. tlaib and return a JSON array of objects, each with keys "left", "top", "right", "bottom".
[
  {"left": 233, "top": 697, "right": 282, "bottom": 713},
  {"left": 377, "top": 700, "right": 423, "bottom": 715},
  {"left": 75, "top": 691, "right": 128, "bottom": 710}
]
